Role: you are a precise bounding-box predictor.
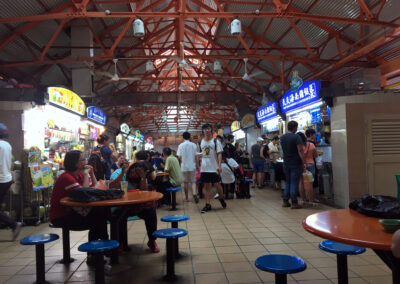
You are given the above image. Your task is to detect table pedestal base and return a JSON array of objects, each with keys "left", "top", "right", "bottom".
[{"left": 374, "top": 249, "right": 400, "bottom": 284}]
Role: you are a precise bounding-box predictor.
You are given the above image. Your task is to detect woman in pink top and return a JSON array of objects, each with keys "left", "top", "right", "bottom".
[{"left": 298, "top": 132, "right": 318, "bottom": 205}]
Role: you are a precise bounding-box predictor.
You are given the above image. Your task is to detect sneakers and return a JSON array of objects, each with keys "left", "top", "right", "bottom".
[
  {"left": 282, "top": 200, "right": 291, "bottom": 207},
  {"left": 201, "top": 204, "right": 212, "bottom": 213},
  {"left": 147, "top": 240, "right": 160, "bottom": 253},
  {"left": 213, "top": 193, "right": 219, "bottom": 199},
  {"left": 291, "top": 203, "right": 302, "bottom": 209},
  {"left": 12, "top": 222, "right": 22, "bottom": 241},
  {"left": 193, "top": 194, "right": 199, "bottom": 203},
  {"left": 219, "top": 198, "right": 227, "bottom": 209}
]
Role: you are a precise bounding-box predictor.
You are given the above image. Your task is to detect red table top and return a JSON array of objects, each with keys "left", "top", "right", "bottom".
[{"left": 302, "top": 209, "right": 393, "bottom": 250}]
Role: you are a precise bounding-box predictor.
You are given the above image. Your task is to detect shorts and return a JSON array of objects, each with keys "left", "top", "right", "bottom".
[
  {"left": 252, "top": 161, "right": 265, "bottom": 173},
  {"left": 200, "top": 172, "right": 221, "bottom": 184},
  {"left": 182, "top": 171, "right": 196, "bottom": 183}
]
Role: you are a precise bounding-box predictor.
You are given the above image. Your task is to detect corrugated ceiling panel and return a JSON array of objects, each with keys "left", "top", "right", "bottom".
[
  {"left": 41, "top": 64, "right": 69, "bottom": 86},
  {"left": 0, "top": 37, "right": 34, "bottom": 62},
  {"left": 40, "top": 0, "right": 68, "bottom": 10},
  {"left": 0, "top": 0, "right": 46, "bottom": 18}
]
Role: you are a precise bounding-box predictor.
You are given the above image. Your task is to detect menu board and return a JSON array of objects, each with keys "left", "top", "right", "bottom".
[
  {"left": 30, "top": 164, "right": 54, "bottom": 191},
  {"left": 48, "top": 87, "right": 85, "bottom": 115}
]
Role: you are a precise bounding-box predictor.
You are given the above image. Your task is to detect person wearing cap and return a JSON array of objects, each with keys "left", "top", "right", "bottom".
[
  {"left": 250, "top": 137, "right": 267, "bottom": 189},
  {"left": 0, "top": 123, "right": 22, "bottom": 241}
]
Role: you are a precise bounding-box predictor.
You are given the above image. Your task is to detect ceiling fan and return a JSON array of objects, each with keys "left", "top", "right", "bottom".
[
  {"left": 230, "top": 58, "right": 264, "bottom": 82},
  {"left": 92, "top": 59, "right": 141, "bottom": 82}
]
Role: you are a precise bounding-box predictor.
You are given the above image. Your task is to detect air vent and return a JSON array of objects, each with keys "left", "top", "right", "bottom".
[{"left": 371, "top": 119, "right": 400, "bottom": 155}]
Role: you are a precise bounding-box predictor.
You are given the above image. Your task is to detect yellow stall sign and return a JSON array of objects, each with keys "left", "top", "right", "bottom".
[
  {"left": 231, "top": 121, "right": 240, "bottom": 132},
  {"left": 48, "top": 87, "right": 86, "bottom": 115}
]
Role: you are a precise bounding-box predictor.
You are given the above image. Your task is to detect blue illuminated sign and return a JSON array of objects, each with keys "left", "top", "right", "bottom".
[
  {"left": 256, "top": 102, "right": 277, "bottom": 123},
  {"left": 280, "top": 80, "right": 321, "bottom": 113},
  {"left": 87, "top": 106, "right": 107, "bottom": 125},
  {"left": 310, "top": 107, "right": 322, "bottom": 124}
]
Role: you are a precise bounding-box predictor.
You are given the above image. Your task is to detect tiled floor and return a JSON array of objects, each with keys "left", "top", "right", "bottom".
[{"left": 0, "top": 187, "right": 393, "bottom": 283}]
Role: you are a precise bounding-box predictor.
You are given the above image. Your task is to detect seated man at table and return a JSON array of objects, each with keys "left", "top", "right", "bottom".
[
  {"left": 49, "top": 150, "right": 109, "bottom": 263},
  {"left": 110, "top": 162, "right": 160, "bottom": 253},
  {"left": 161, "top": 147, "right": 182, "bottom": 204}
]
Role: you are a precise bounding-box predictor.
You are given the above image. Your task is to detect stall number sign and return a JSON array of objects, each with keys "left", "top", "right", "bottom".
[
  {"left": 87, "top": 106, "right": 106, "bottom": 125},
  {"left": 280, "top": 81, "right": 321, "bottom": 113},
  {"left": 256, "top": 102, "right": 277, "bottom": 123},
  {"left": 48, "top": 87, "right": 85, "bottom": 115}
]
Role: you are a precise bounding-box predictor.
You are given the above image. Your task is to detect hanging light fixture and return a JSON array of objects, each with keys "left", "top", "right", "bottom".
[
  {"left": 231, "top": 19, "right": 241, "bottom": 36},
  {"left": 133, "top": 19, "right": 145, "bottom": 36},
  {"left": 213, "top": 60, "right": 222, "bottom": 72},
  {"left": 146, "top": 60, "right": 154, "bottom": 72}
]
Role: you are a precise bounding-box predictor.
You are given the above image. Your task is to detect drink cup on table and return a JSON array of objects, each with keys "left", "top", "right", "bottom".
[
  {"left": 121, "top": 181, "right": 128, "bottom": 193},
  {"left": 105, "top": 180, "right": 110, "bottom": 190}
]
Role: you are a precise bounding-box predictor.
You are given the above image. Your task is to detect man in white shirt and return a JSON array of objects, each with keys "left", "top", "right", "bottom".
[
  {"left": 197, "top": 124, "right": 226, "bottom": 213},
  {"left": 177, "top": 132, "right": 199, "bottom": 202},
  {"left": 0, "top": 123, "right": 21, "bottom": 241}
]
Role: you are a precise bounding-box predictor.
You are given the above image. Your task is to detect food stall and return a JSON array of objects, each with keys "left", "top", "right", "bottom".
[
  {"left": 231, "top": 121, "right": 245, "bottom": 148},
  {"left": 241, "top": 113, "right": 259, "bottom": 153},
  {"left": 256, "top": 101, "right": 284, "bottom": 138},
  {"left": 82, "top": 106, "right": 106, "bottom": 158}
]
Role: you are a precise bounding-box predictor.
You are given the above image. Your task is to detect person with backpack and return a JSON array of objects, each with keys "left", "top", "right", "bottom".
[
  {"left": 89, "top": 134, "right": 117, "bottom": 180},
  {"left": 197, "top": 123, "right": 226, "bottom": 213},
  {"left": 220, "top": 152, "right": 239, "bottom": 199}
]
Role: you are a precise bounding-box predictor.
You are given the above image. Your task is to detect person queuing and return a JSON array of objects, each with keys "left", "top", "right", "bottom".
[
  {"left": 268, "top": 136, "right": 285, "bottom": 195},
  {"left": 280, "top": 121, "right": 306, "bottom": 209},
  {"left": 110, "top": 162, "right": 160, "bottom": 253},
  {"left": 220, "top": 152, "right": 239, "bottom": 199},
  {"left": 49, "top": 150, "right": 109, "bottom": 264},
  {"left": 250, "top": 137, "right": 267, "bottom": 189},
  {"left": 299, "top": 131, "right": 318, "bottom": 205},
  {"left": 92, "top": 134, "right": 117, "bottom": 180},
  {"left": 0, "top": 123, "right": 21, "bottom": 241},
  {"left": 177, "top": 132, "right": 199, "bottom": 203},
  {"left": 224, "top": 134, "right": 236, "bottom": 159},
  {"left": 197, "top": 123, "right": 226, "bottom": 213}
]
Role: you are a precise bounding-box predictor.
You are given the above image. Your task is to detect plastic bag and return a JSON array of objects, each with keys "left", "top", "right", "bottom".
[
  {"left": 349, "top": 194, "right": 400, "bottom": 219},
  {"left": 303, "top": 170, "right": 314, "bottom": 183}
]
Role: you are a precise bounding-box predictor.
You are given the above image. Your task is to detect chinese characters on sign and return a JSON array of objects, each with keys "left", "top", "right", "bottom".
[
  {"left": 87, "top": 106, "right": 107, "bottom": 125},
  {"left": 280, "top": 81, "right": 321, "bottom": 113},
  {"left": 256, "top": 102, "right": 277, "bottom": 123},
  {"left": 231, "top": 121, "right": 240, "bottom": 132},
  {"left": 48, "top": 87, "right": 86, "bottom": 115}
]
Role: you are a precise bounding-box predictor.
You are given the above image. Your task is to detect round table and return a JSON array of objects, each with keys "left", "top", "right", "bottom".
[{"left": 303, "top": 209, "right": 399, "bottom": 283}]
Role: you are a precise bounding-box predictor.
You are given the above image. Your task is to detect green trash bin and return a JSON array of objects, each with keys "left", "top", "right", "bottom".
[{"left": 396, "top": 175, "right": 400, "bottom": 199}]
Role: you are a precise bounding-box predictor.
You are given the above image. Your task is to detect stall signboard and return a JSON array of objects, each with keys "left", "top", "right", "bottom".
[
  {"left": 135, "top": 130, "right": 141, "bottom": 139},
  {"left": 48, "top": 87, "right": 85, "bottom": 115},
  {"left": 87, "top": 106, "right": 106, "bottom": 125},
  {"left": 120, "top": 123, "right": 130, "bottom": 134},
  {"left": 280, "top": 80, "right": 321, "bottom": 113},
  {"left": 231, "top": 121, "right": 240, "bottom": 132},
  {"left": 241, "top": 113, "right": 256, "bottom": 128},
  {"left": 140, "top": 134, "right": 145, "bottom": 141},
  {"left": 310, "top": 107, "right": 322, "bottom": 124},
  {"left": 256, "top": 102, "right": 278, "bottom": 123}
]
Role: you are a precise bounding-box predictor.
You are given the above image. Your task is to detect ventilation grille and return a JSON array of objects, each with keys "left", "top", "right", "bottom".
[{"left": 371, "top": 119, "right": 400, "bottom": 155}]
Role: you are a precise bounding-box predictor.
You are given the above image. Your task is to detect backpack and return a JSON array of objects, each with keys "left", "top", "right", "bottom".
[{"left": 88, "top": 146, "right": 107, "bottom": 180}]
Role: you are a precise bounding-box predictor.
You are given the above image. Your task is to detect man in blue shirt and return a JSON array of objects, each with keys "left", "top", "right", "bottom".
[{"left": 280, "top": 121, "right": 306, "bottom": 209}]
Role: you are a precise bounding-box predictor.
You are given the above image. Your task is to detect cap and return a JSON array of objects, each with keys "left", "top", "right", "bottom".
[
  {"left": 0, "top": 123, "right": 9, "bottom": 139},
  {"left": 257, "top": 137, "right": 263, "bottom": 142}
]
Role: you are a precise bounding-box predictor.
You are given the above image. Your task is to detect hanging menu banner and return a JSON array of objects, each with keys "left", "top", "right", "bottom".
[
  {"left": 280, "top": 80, "right": 321, "bottom": 113},
  {"left": 48, "top": 87, "right": 85, "bottom": 115},
  {"left": 231, "top": 121, "right": 240, "bottom": 132},
  {"left": 256, "top": 102, "right": 278, "bottom": 123},
  {"left": 87, "top": 106, "right": 107, "bottom": 125}
]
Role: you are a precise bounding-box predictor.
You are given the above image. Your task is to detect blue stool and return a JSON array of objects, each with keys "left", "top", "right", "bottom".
[
  {"left": 20, "top": 233, "right": 59, "bottom": 284},
  {"left": 245, "top": 178, "right": 254, "bottom": 182},
  {"left": 49, "top": 223, "right": 88, "bottom": 264},
  {"left": 153, "top": 228, "right": 187, "bottom": 281},
  {"left": 319, "top": 240, "right": 366, "bottom": 284},
  {"left": 255, "top": 254, "right": 306, "bottom": 284},
  {"left": 166, "top": 187, "right": 182, "bottom": 211},
  {"left": 161, "top": 215, "right": 190, "bottom": 258},
  {"left": 78, "top": 240, "right": 119, "bottom": 284}
]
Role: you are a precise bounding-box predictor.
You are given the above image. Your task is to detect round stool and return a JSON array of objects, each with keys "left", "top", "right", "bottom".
[
  {"left": 21, "top": 233, "right": 60, "bottom": 284},
  {"left": 78, "top": 240, "right": 119, "bottom": 284},
  {"left": 153, "top": 228, "right": 188, "bottom": 281},
  {"left": 255, "top": 254, "right": 307, "bottom": 284},
  {"left": 319, "top": 240, "right": 366, "bottom": 284},
  {"left": 166, "top": 187, "right": 182, "bottom": 210},
  {"left": 161, "top": 215, "right": 190, "bottom": 258}
]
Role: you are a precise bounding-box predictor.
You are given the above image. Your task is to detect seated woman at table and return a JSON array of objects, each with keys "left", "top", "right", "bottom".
[
  {"left": 110, "top": 162, "right": 160, "bottom": 253},
  {"left": 49, "top": 150, "right": 109, "bottom": 242}
]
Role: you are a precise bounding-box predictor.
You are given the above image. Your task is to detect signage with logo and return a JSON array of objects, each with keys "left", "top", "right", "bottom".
[
  {"left": 310, "top": 107, "right": 322, "bottom": 124},
  {"left": 290, "top": 70, "right": 303, "bottom": 92},
  {"left": 280, "top": 80, "right": 321, "bottom": 113},
  {"left": 48, "top": 87, "right": 85, "bottom": 115},
  {"left": 256, "top": 102, "right": 278, "bottom": 123},
  {"left": 231, "top": 121, "right": 240, "bottom": 132},
  {"left": 120, "top": 123, "right": 130, "bottom": 134},
  {"left": 87, "top": 106, "right": 107, "bottom": 125},
  {"left": 241, "top": 113, "right": 255, "bottom": 128},
  {"left": 135, "top": 130, "right": 141, "bottom": 139}
]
